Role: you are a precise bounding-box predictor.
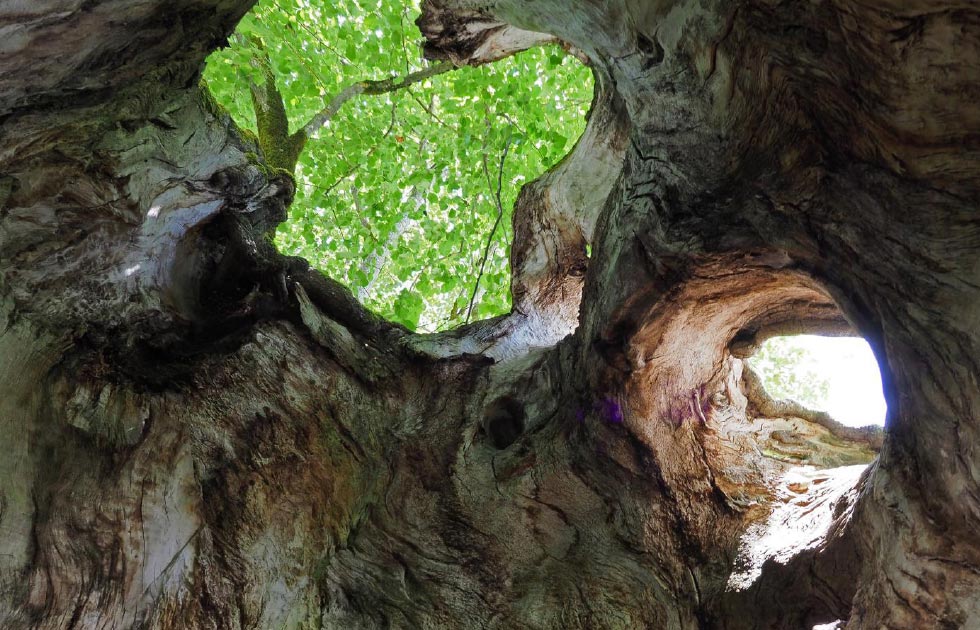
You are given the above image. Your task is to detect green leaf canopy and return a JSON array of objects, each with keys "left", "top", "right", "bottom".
[{"left": 204, "top": 0, "right": 593, "bottom": 331}]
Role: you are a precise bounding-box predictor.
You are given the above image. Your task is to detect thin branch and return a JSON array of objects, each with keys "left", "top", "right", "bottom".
[
  {"left": 315, "top": 100, "right": 399, "bottom": 220},
  {"left": 301, "top": 62, "right": 455, "bottom": 138},
  {"left": 278, "top": 35, "right": 331, "bottom": 90},
  {"left": 399, "top": 8, "right": 412, "bottom": 74},
  {"left": 465, "top": 128, "right": 513, "bottom": 324},
  {"left": 322, "top": 164, "right": 361, "bottom": 196},
  {"left": 407, "top": 89, "right": 451, "bottom": 129},
  {"left": 383, "top": 99, "right": 398, "bottom": 139},
  {"left": 270, "top": 0, "right": 354, "bottom": 67},
  {"left": 350, "top": 185, "right": 379, "bottom": 243}
]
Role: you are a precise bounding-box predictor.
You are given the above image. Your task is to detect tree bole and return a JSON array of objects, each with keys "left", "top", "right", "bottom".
[{"left": 1, "top": 1, "right": 978, "bottom": 628}]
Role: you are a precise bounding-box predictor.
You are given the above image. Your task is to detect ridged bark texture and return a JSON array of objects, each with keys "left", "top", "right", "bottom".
[{"left": 0, "top": 1, "right": 977, "bottom": 628}]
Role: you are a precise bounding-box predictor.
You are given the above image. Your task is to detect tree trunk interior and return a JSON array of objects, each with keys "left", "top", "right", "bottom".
[{"left": 0, "top": 1, "right": 978, "bottom": 628}]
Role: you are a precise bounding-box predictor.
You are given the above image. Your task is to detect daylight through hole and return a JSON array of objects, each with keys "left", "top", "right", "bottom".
[
  {"left": 203, "top": 0, "right": 594, "bottom": 332},
  {"left": 748, "top": 335, "right": 887, "bottom": 428}
]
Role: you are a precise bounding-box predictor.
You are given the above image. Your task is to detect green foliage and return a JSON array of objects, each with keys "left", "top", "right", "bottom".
[
  {"left": 749, "top": 336, "right": 831, "bottom": 409},
  {"left": 203, "top": 0, "right": 593, "bottom": 331}
]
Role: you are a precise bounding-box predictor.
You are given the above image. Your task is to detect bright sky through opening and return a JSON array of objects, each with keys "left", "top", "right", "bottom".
[{"left": 759, "top": 335, "right": 887, "bottom": 427}]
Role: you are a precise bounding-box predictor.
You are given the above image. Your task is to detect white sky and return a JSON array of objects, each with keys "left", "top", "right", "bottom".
[{"left": 781, "top": 335, "right": 887, "bottom": 427}]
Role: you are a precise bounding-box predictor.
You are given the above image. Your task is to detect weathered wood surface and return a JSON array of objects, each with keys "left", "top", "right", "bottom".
[{"left": 0, "top": 1, "right": 977, "bottom": 628}]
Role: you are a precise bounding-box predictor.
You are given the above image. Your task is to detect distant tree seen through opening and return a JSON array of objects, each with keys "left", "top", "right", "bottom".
[{"left": 749, "top": 335, "right": 887, "bottom": 428}]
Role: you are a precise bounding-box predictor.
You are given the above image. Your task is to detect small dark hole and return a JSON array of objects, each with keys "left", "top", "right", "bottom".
[
  {"left": 483, "top": 396, "right": 525, "bottom": 450},
  {"left": 637, "top": 32, "right": 664, "bottom": 69}
]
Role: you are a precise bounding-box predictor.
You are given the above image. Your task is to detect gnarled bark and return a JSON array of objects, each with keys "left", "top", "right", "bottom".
[{"left": 1, "top": 0, "right": 978, "bottom": 628}]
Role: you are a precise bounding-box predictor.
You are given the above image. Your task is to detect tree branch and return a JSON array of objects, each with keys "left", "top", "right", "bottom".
[
  {"left": 238, "top": 32, "right": 455, "bottom": 176},
  {"left": 465, "top": 129, "right": 512, "bottom": 324},
  {"left": 243, "top": 37, "right": 306, "bottom": 173},
  {"left": 300, "top": 61, "right": 456, "bottom": 138},
  {"left": 269, "top": 0, "right": 353, "bottom": 67}
]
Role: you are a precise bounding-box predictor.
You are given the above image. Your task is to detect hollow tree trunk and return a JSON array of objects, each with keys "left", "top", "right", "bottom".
[{"left": 1, "top": 1, "right": 978, "bottom": 629}]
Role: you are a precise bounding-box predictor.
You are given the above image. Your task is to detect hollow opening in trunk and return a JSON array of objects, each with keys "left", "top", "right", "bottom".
[
  {"left": 614, "top": 260, "right": 885, "bottom": 603},
  {"left": 200, "top": 1, "right": 595, "bottom": 333},
  {"left": 747, "top": 334, "right": 887, "bottom": 428}
]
